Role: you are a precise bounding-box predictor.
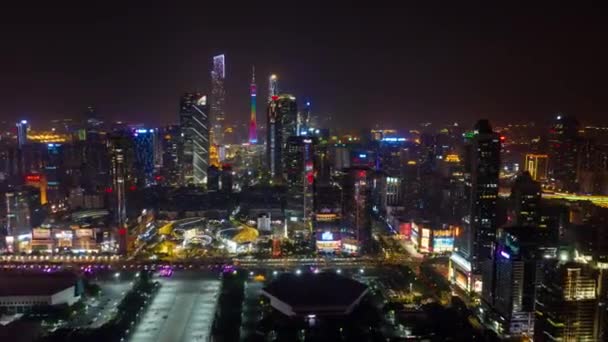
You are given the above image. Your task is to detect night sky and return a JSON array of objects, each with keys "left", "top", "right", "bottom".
[{"left": 0, "top": 4, "right": 606, "bottom": 129}]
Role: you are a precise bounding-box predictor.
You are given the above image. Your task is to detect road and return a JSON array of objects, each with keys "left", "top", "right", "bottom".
[
  {"left": 89, "top": 280, "right": 133, "bottom": 328},
  {"left": 129, "top": 271, "right": 220, "bottom": 342}
]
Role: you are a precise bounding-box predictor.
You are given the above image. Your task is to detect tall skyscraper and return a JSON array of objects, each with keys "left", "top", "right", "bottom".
[
  {"left": 268, "top": 74, "right": 279, "bottom": 102},
  {"left": 481, "top": 227, "right": 546, "bottom": 338},
  {"left": 524, "top": 154, "right": 549, "bottom": 182},
  {"left": 179, "top": 93, "right": 210, "bottom": 185},
  {"left": 211, "top": 54, "right": 226, "bottom": 145},
  {"left": 266, "top": 94, "right": 297, "bottom": 178},
  {"left": 451, "top": 120, "right": 501, "bottom": 293},
  {"left": 133, "top": 128, "right": 155, "bottom": 187},
  {"left": 548, "top": 114, "right": 579, "bottom": 192},
  {"left": 249, "top": 66, "right": 258, "bottom": 144},
  {"left": 160, "top": 125, "right": 182, "bottom": 186},
  {"left": 109, "top": 136, "right": 128, "bottom": 230},
  {"left": 285, "top": 136, "right": 316, "bottom": 223},
  {"left": 16, "top": 120, "right": 28, "bottom": 148},
  {"left": 343, "top": 167, "right": 373, "bottom": 251}
]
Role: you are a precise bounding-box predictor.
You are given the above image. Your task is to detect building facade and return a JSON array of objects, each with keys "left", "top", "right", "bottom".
[{"left": 179, "top": 93, "right": 210, "bottom": 185}]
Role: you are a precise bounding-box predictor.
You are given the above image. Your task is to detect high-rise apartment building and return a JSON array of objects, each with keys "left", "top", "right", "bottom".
[
  {"left": 179, "top": 93, "right": 210, "bottom": 185},
  {"left": 211, "top": 54, "right": 226, "bottom": 145}
]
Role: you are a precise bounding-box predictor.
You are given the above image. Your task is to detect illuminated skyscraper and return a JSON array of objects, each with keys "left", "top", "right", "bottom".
[
  {"left": 524, "top": 154, "right": 549, "bottom": 182},
  {"left": 133, "top": 128, "right": 155, "bottom": 186},
  {"left": 179, "top": 93, "right": 210, "bottom": 185},
  {"left": 507, "top": 172, "right": 542, "bottom": 228},
  {"left": 16, "top": 120, "right": 28, "bottom": 148},
  {"left": 285, "top": 136, "right": 316, "bottom": 223},
  {"left": 211, "top": 54, "right": 226, "bottom": 145},
  {"left": 548, "top": 114, "right": 579, "bottom": 192},
  {"left": 451, "top": 120, "right": 501, "bottom": 293},
  {"left": 535, "top": 262, "right": 599, "bottom": 341},
  {"left": 268, "top": 74, "right": 278, "bottom": 101},
  {"left": 266, "top": 94, "right": 297, "bottom": 178},
  {"left": 109, "top": 135, "right": 128, "bottom": 230},
  {"left": 481, "top": 227, "right": 546, "bottom": 338},
  {"left": 160, "top": 125, "right": 182, "bottom": 186},
  {"left": 343, "top": 167, "right": 373, "bottom": 250},
  {"left": 249, "top": 66, "right": 258, "bottom": 144}
]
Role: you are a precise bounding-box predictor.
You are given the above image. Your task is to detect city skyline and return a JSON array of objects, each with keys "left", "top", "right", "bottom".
[{"left": 0, "top": 4, "right": 607, "bottom": 128}]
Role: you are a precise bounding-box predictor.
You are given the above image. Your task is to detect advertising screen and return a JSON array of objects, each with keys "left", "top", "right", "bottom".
[
  {"left": 75, "top": 229, "right": 94, "bottom": 238},
  {"left": 32, "top": 228, "right": 51, "bottom": 239}
]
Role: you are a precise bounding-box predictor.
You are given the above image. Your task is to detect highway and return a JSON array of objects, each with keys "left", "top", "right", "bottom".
[{"left": 130, "top": 272, "right": 220, "bottom": 342}]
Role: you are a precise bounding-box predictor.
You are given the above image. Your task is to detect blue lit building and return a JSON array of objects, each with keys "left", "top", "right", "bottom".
[
  {"left": 16, "top": 120, "right": 28, "bottom": 148},
  {"left": 133, "top": 129, "right": 155, "bottom": 186}
]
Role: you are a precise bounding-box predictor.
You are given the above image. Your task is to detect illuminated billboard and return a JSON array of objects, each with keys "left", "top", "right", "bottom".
[
  {"left": 32, "top": 228, "right": 51, "bottom": 239},
  {"left": 316, "top": 240, "right": 341, "bottom": 252},
  {"left": 75, "top": 229, "right": 94, "bottom": 238}
]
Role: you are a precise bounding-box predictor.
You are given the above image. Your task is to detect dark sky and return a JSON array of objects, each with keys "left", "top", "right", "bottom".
[{"left": 0, "top": 4, "right": 607, "bottom": 129}]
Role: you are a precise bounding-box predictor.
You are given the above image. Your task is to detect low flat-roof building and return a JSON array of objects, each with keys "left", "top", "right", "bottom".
[
  {"left": 262, "top": 273, "right": 368, "bottom": 317},
  {"left": 0, "top": 272, "right": 81, "bottom": 314}
]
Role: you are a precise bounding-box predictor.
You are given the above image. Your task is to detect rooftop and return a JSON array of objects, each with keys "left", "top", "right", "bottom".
[
  {"left": 262, "top": 273, "right": 368, "bottom": 316},
  {"left": 0, "top": 272, "right": 79, "bottom": 297}
]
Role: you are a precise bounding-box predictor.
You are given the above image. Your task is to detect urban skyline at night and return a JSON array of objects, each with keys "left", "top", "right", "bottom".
[{"left": 1, "top": 4, "right": 608, "bottom": 341}]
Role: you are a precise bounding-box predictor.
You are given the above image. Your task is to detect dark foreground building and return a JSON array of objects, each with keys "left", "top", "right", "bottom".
[{"left": 262, "top": 272, "right": 368, "bottom": 317}]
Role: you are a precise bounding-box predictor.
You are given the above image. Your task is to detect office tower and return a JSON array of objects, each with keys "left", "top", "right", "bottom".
[
  {"left": 535, "top": 262, "right": 598, "bottom": 341},
  {"left": 6, "top": 190, "right": 31, "bottom": 236},
  {"left": 524, "top": 154, "right": 549, "bottom": 182},
  {"left": 509, "top": 172, "right": 541, "bottom": 227},
  {"left": 16, "top": 120, "right": 28, "bottom": 148},
  {"left": 297, "top": 100, "right": 312, "bottom": 136},
  {"left": 266, "top": 94, "right": 297, "bottom": 178},
  {"left": 179, "top": 93, "right": 210, "bottom": 185},
  {"left": 79, "top": 107, "right": 110, "bottom": 192},
  {"left": 160, "top": 125, "right": 182, "bottom": 186},
  {"left": 451, "top": 119, "right": 500, "bottom": 293},
  {"left": 577, "top": 138, "right": 608, "bottom": 195},
  {"left": 249, "top": 66, "right": 258, "bottom": 144},
  {"left": 482, "top": 227, "right": 547, "bottom": 338},
  {"left": 548, "top": 114, "right": 579, "bottom": 192},
  {"left": 343, "top": 167, "right": 373, "bottom": 251},
  {"left": 285, "top": 136, "right": 316, "bottom": 223},
  {"left": 211, "top": 54, "right": 226, "bottom": 145},
  {"left": 110, "top": 137, "right": 128, "bottom": 229},
  {"left": 268, "top": 74, "right": 278, "bottom": 101},
  {"left": 44, "top": 143, "right": 62, "bottom": 203},
  {"left": 133, "top": 128, "right": 155, "bottom": 186}
]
